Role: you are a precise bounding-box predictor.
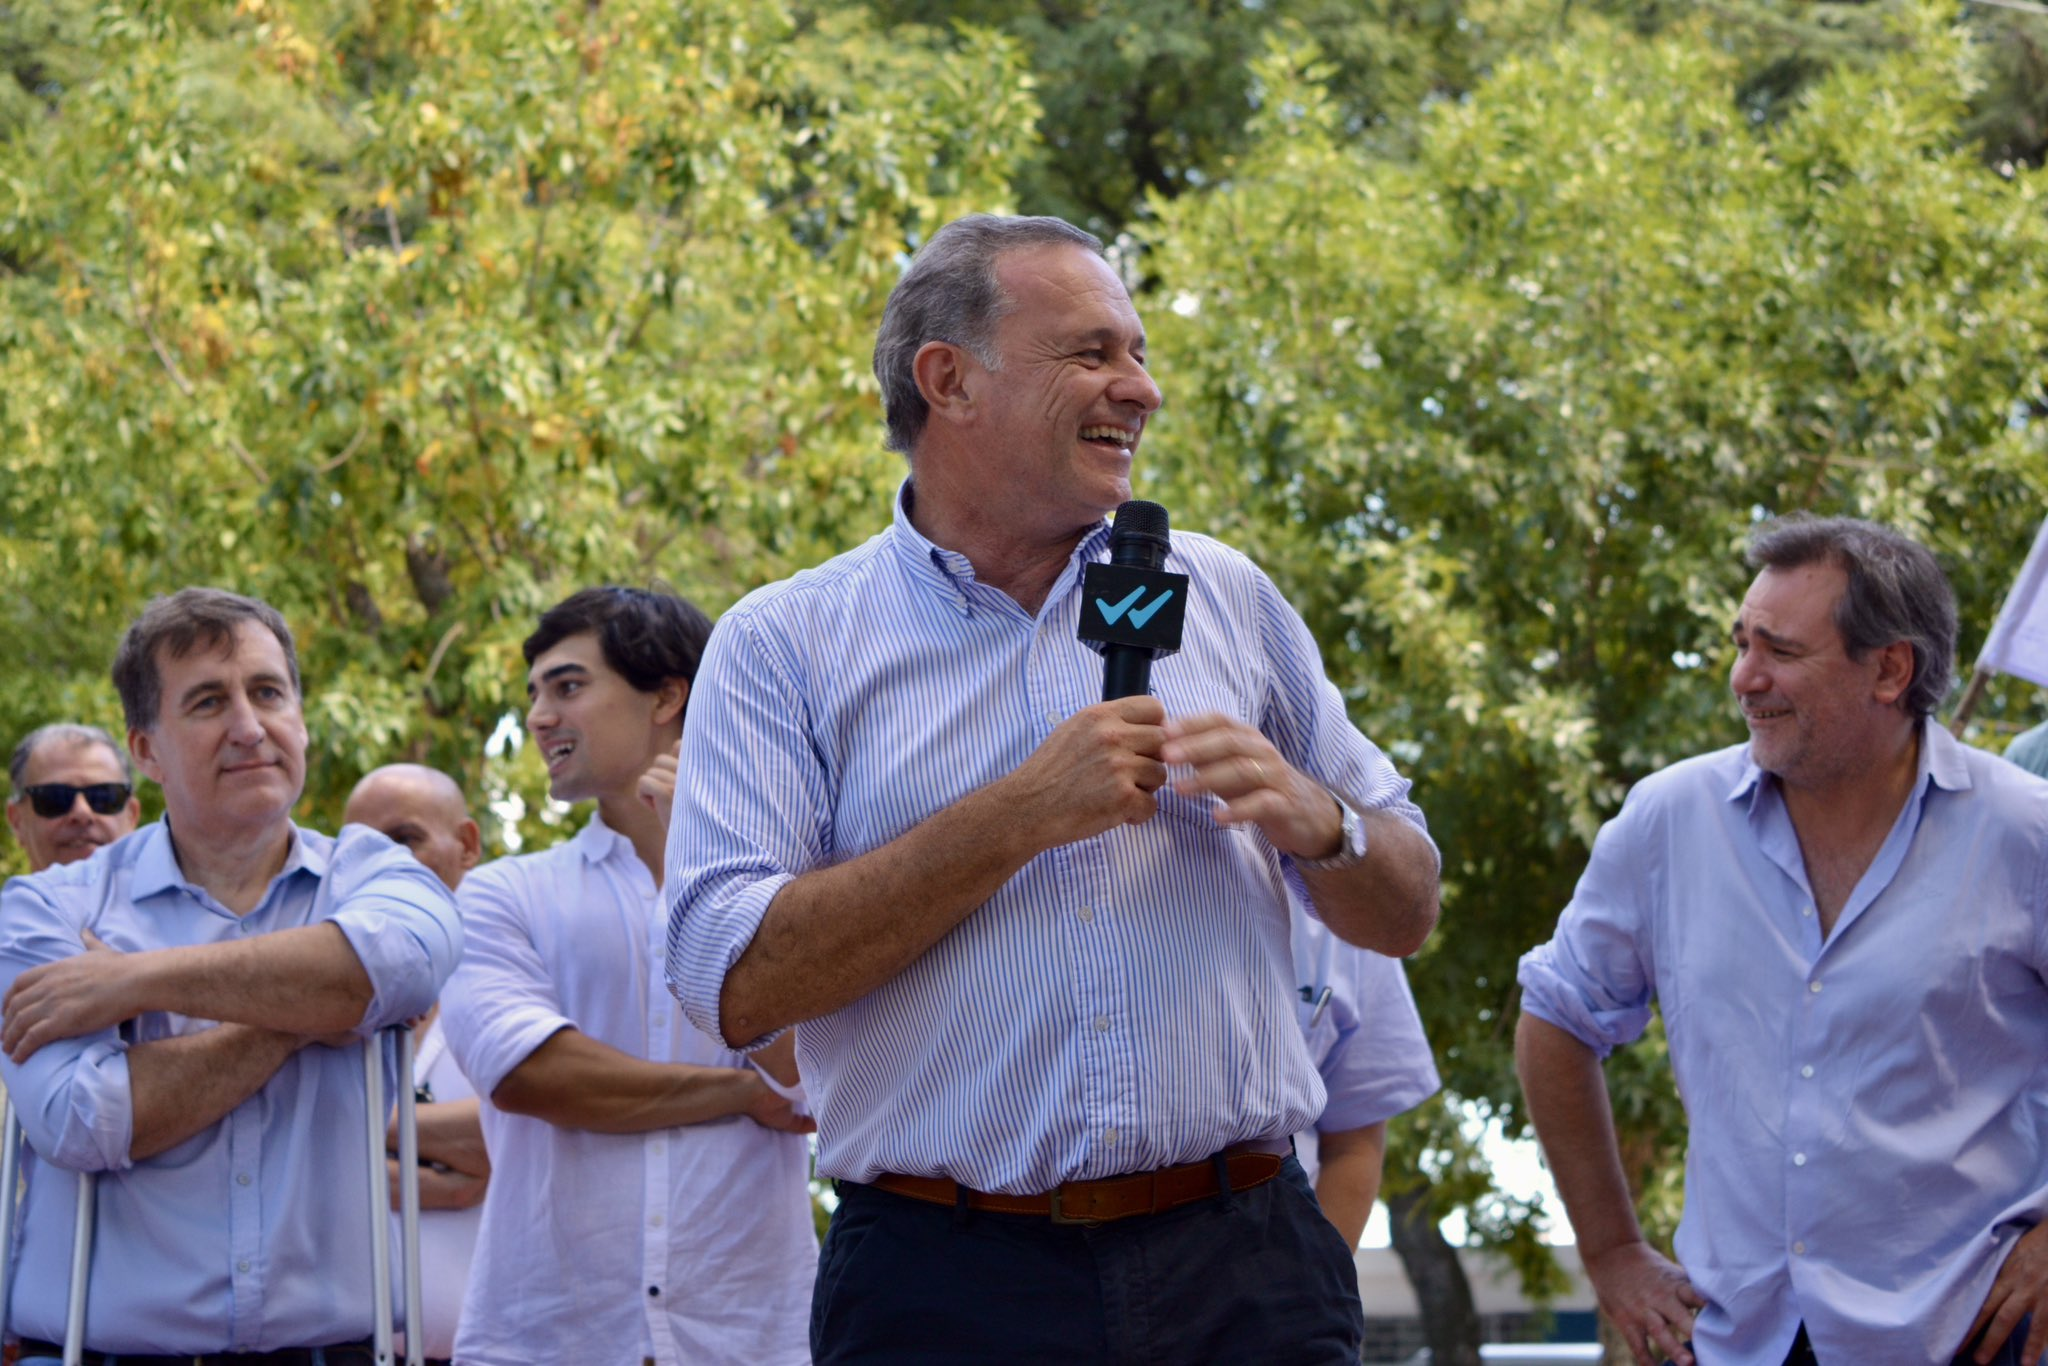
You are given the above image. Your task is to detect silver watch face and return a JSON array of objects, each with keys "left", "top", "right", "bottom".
[{"left": 1303, "top": 800, "right": 1365, "bottom": 869}]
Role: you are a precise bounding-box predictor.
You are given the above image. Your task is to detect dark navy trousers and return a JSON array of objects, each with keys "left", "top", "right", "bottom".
[{"left": 811, "top": 1155, "right": 1364, "bottom": 1365}]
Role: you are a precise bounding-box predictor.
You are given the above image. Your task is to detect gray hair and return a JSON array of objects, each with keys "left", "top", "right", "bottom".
[
  {"left": 112, "top": 587, "right": 301, "bottom": 733},
  {"left": 873, "top": 214, "right": 1104, "bottom": 456},
  {"left": 10, "top": 723, "right": 132, "bottom": 796},
  {"left": 1746, "top": 515, "right": 1957, "bottom": 718}
]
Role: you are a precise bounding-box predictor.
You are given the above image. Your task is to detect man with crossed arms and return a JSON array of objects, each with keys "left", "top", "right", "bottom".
[{"left": 0, "top": 588, "right": 459, "bottom": 1360}]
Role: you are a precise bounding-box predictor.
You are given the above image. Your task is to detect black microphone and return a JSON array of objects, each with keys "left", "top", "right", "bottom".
[{"left": 1079, "top": 501, "right": 1188, "bottom": 700}]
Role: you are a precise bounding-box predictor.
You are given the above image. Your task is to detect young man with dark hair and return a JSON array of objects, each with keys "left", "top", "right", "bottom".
[
  {"left": 441, "top": 585, "right": 815, "bottom": 1365},
  {"left": 0, "top": 587, "right": 461, "bottom": 1360}
]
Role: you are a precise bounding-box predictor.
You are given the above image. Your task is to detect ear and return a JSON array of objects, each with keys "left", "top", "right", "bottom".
[
  {"left": 456, "top": 817, "right": 482, "bottom": 871},
  {"left": 911, "top": 339, "right": 978, "bottom": 429},
  {"left": 5, "top": 800, "right": 26, "bottom": 846},
  {"left": 129, "top": 728, "right": 165, "bottom": 786},
  {"left": 651, "top": 677, "right": 689, "bottom": 729},
  {"left": 1871, "top": 639, "right": 1916, "bottom": 707}
]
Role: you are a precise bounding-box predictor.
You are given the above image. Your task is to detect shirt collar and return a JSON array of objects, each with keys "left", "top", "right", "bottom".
[
  {"left": 1725, "top": 714, "right": 1966, "bottom": 806},
  {"left": 887, "top": 477, "right": 1115, "bottom": 617},
  {"left": 571, "top": 808, "right": 632, "bottom": 865},
  {"left": 130, "top": 819, "right": 322, "bottom": 901}
]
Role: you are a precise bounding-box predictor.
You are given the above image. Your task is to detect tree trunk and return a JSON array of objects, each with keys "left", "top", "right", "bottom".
[{"left": 1387, "top": 1179, "right": 1484, "bottom": 1366}]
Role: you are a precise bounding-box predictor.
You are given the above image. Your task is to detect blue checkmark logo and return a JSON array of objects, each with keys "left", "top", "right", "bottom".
[
  {"left": 1095, "top": 587, "right": 1145, "bottom": 624},
  {"left": 1127, "top": 590, "right": 1174, "bottom": 629}
]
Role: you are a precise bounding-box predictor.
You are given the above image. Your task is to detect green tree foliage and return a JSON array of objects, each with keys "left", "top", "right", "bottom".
[
  {"left": 860, "top": 0, "right": 1579, "bottom": 233},
  {"left": 0, "top": 0, "right": 1038, "bottom": 873},
  {"left": 1138, "top": 0, "right": 2048, "bottom": 1308}
]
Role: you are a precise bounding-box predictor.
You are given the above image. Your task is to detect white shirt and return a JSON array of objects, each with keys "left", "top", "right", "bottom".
[{"left": 442, "top": 814, "right": 814, "bottom": 1366}]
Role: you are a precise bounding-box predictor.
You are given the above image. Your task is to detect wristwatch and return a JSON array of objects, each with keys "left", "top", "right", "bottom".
[{"left": 1296, "top": 793, "right": 1367, "bottom": 872}]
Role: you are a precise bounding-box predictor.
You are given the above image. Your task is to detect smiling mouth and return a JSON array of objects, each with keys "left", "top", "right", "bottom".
[
  {"left": 544, "top": 740, "right": 576, "bottom": 772},
  {"left": 1080, "top": 424, "right": 1139, "bottom": 453},
  {"left": 1745, "top": 708, "right": 1791, "bottom": 723}
]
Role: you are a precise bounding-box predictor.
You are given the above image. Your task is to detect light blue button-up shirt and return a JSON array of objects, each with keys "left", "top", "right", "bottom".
[
  {"left": 0, "top": 821, "right": 461, "bottom": 1353},
  {"left": 1288, "top": 907, "right": 1438, "bottom": 1185},
  {"left": 667, "top": 484, "right": 1434, "bottom": 1195},
  {"left": 1519, "top": 722, "right": 2048, "bottom": 1364}
]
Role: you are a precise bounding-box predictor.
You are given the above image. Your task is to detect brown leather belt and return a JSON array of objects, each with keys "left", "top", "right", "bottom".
[{"left": 868, "top": 1139, "right": 1290, "bottom": 1225}]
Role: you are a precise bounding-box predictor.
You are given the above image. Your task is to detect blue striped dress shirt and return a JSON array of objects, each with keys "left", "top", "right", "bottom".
[{"left": 666, "top": 483, "right": 1433, "bottom": 1194}]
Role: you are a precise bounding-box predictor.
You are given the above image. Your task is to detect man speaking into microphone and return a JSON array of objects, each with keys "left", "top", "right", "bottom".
[{"left": 665, "top": 213, "right": 1439, "bottom": 1363}]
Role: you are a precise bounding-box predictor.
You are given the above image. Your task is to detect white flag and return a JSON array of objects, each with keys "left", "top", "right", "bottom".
[{"left": 1978, "top": 516, "right": 2048, "bottom": 690}]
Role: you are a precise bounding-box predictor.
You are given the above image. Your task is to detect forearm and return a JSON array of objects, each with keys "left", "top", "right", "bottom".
[
  {"left": 718, "top": 784, "right": 1046, "bottom": 1046},
  {"left": 130, "top": 924, "right": 375, "bottom": 1034},
  {"left": 390, "top": 1157, "right": 489, "bottom": 1211},
  {"left": 128, "top": 1025, "right": 304, "bottom": 1161},
  {"left": 1302, "top": 811, "right": 1441, "bottom": 957},
  {"left": 491, "top": 1027, "right": 762, "bottom": 1134},
  {"left": 1312, "top": 1121, "right": 1387, "bottom": 1249},
  {"left": 396, "top": 1098, "right": 489, "bottom": 1177},
  {"left": 1514, "top": 1013, "right": 1645, "bottom": 1258}
]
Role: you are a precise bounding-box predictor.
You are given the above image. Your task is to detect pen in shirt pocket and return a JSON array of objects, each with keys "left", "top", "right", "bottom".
[{"left": 1299, "top": 984, "right": 1333, "bottom": 1028}]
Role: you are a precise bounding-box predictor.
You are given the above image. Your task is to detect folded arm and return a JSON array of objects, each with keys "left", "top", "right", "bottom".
[
  {"left": 491, "top": 1027, "right": 812, "bottom": 1135},
  {"left": 3, "top": 923, "right": 372, "bottom": 1063}
]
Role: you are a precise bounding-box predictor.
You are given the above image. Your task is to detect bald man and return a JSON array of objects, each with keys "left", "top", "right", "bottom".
[
  {"left": 344, "top": 764, "right": 487, "bottom": 1365},
  {"left": 6, "top": 723, "right": 141, "bottom": 873},
  {"left": 344, "top": 764, "right": 480, "bottom": 894}
]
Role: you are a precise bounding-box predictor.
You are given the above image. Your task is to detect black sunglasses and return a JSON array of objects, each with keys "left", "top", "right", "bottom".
[{"left": 20, "top": 783, "right": 133, "bottom": 819}]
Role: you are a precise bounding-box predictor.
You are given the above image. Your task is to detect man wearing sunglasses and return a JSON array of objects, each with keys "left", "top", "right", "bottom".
[
  {"left": 0, "top": 587, "right": 462, "bottom": 1363},
  {"left": 5, "top": 723, "right": 140, "bottom": 873}
]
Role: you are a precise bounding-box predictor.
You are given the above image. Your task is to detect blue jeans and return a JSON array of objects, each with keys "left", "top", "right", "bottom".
[{"left": 812, "top": 1154, "right": 1363, "bottom": 1364}]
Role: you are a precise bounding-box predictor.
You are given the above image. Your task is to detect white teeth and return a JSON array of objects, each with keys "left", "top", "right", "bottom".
[{"left": 1080, "top": 425, "right": 1136, "bottom": 444}]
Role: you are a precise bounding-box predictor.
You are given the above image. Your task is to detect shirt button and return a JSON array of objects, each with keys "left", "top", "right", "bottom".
[
  {"left": 1809, "top": 980, "right": 1823, "bottom": 994},
  {"left": 1801, "top": 904, "right": 1814, "bottom": 918},
  {"left": 1045, "top": 711, "right": 1059, "bottom": 727},
  {"left": 1793, "top": 1153, "right": 1807, "bottom": 1167},
  {"left": 236, "top": 1172, "right": 252, "bottom": 1187},
  {"left": 1792, "top": 1241, "right": 1807, "bottom": 1256},
  {"left": 237, "top": 1259, "right": 252, "bottom": 1273},
  {"left": 650, "top": 1213, "right": 664, "bottom": 1228},
  {"left": 1093, "top": 1015, "right": 1110, "bottom": 1033},
  {"left": 651, "top": 1141, "right": 665, "bottom": 1156},
  {"left": 1801, "top": 1065, "right": 1815, "bottom": 1079},
  {"left": 1077, "top": 906, "right": 1095, "bottom": 922},
  {"left": 1103, "top": 1128, "right": 1119, "bottom": 1146}
]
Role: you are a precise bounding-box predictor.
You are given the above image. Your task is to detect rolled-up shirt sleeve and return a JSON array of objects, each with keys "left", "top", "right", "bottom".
[
  {"left": 0, "top": 876, "right": 136, "bottom": 1172},
  {"left": 441, "top": 860, "right": 578, "bottom": 1099},
  {"left": 664, "top": 610, "right": 834, "bottom": 1050},
  {"left": 323, "top": 827, "right": 464, "bottom": 1036},
  {"left": 1517, "top": 792, "right": 1659, "bottom": 1057}
]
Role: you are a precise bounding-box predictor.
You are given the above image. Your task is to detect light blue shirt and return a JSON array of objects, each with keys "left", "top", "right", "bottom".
[
  {"left": 2006, "top": 719, "right": 2048, "bottom": 779},
  {"left": 0, "top": 821, "right": 461, "bottom": 1353},
  {"left": 666, "top": 483, "right": 1434, "bottom": 1194},
  {"left": 1519, "top": 721, "right": 2048, "bottom": 1365},
  {"left": 1289, "top": 907, "right": 1438, "bottom": 1181}
]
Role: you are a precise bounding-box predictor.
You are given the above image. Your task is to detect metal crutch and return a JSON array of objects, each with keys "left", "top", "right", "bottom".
[
  {"left": 0, "top": 1095, "right": 95, "bottom": 1366},
  {"left": 1, "top": 1097, "right": 19, "bottom": 1333},
  {"left": 363, "top": 1027, "right": 424, "bottom": 1366},
  {"left": 61, "top": 1166, "right": 92, "bottom": 1366}
]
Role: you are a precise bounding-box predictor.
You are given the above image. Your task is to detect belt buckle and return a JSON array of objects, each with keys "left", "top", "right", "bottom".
[{"left": 1047, "top": 1186, "right": 1102, "bottom": 1226}]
